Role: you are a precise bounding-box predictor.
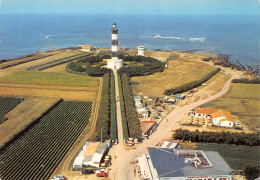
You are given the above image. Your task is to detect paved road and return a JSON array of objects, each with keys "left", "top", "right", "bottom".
[{"left": 109, "top": 69, "right": 238, "bottom": 180}]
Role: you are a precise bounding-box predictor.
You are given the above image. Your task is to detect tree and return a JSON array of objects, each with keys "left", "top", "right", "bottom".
[{"left": 243, "top": 164, "right": 260, "bottom": 180}]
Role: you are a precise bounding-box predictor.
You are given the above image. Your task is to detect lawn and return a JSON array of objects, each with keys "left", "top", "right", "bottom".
[
  {"left": 201, "top": 83, "right": 260, "bottom": 131},
  {"left": 195, "top": 142, "right": 260, "bottom": 170},
  {"left": 130, "top": 58, "right": 217, "bottom": 97},
  {"left": 0, "top": 71, "right": 99, "bottom": 87}
]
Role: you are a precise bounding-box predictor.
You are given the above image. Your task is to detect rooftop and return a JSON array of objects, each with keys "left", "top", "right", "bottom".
[
  {"left": 148, "top": 148, "right": 232, "bottom": 177},
  {"left": 140, "top": 121, "right": 156, "bottom": 134}
]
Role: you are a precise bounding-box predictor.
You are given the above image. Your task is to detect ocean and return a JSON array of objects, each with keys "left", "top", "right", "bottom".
[{"left": 0, "top": 13, "right": 259, "bottom": 65}]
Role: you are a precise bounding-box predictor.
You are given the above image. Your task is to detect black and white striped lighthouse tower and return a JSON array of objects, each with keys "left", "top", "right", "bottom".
[
  {"left": 107, "top": 22, "right": 123, "bottom": 69},
  {"left": 111, "top": 22, "right": 118, "bottom": 59}
]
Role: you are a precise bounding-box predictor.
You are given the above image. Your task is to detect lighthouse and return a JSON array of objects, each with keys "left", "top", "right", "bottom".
[{"left": 107, "top": 22, "right": 123, "bottom": 69}]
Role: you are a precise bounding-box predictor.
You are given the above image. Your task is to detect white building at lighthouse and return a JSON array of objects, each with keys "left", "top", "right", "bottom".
[{"left": 107, "top": 23, "right": 123, "bottom": 69}]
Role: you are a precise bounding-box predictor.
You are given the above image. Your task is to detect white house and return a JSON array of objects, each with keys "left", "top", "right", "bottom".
[
  {"left": 78, "top": 45, "right": 92, "bottom": 52},
  {"left": 138, "top": 46, "right": 145, "bottom": 56},
  {"left": 137, "top": 107, "right": 150, "bottom": 118},
  {"left": 134, "top": 96, "right": 143, "bottom": 108},
  {"left": 195, "top": 108, "right": 234, "bottom": 128}
]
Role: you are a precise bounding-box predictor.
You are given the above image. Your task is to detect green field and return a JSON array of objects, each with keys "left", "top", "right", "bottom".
[
  {"left": 201, "top": 83, "right": 260, "bottom": 131},
  {"left": 195, "top": 143, "right": 260, "bottom": 170},
  {"left": 0, "top": 100, "right": 92, "bottom": 180},
  {"left": 0, "top": 71, "right": 98, "bottom": 87}
]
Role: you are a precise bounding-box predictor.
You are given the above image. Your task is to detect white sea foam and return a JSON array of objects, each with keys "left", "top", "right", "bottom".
[
  {"left": 44, "top": 34, "right": 67, "bottom": 39},
  {"left": 153, "top": 35, "right": 183, "bottom": 40},
  {"left": 189, "top": 38, "right": 207, "bottom": 42}
]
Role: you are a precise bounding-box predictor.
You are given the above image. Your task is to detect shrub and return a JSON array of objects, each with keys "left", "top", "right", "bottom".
[{"left": 243, "top": 164, "right": 260, "bottom": 180}]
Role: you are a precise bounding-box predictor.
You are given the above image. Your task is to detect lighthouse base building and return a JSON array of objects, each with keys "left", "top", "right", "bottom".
[{"left": 107, "top": 57, "right": 123, "bottom": 69}]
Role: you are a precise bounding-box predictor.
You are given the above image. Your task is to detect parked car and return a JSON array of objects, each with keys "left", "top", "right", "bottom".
[
  {"left": 96, "top": 170, "right": 108, "bottom": 177},
  {"left": 82, "top": 169, "right": 95, "bottom": 174},
  {"left": 51, "top": 175, "right": 66, "bottom": 180}
]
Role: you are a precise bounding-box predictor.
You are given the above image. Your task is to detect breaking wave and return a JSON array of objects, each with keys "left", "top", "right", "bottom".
[{"left": 189, "top": 38, "right": 207, "bottom": 42}]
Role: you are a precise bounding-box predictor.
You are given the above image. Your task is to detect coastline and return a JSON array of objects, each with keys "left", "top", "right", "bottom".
[{"left": 1, "top": 47, "right": 259, "bottom": 77}]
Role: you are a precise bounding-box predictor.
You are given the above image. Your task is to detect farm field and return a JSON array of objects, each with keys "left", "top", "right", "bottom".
[
  {"left": 0, "top": 100, "right": 93, "bottom": 180},
  {"left": 130, "top": 56, "right": 216, "bottom": 97},
  {"left": 0, "top": 71, "right": 98, "bottom": 87},
  {"left": 0, "top": 50, "right": 80, "bottom": 71},
  {"left": 195, "top": 143, "right": 260, "bottom": 170},
  {"left": 201, "top": 83, "right": 260, "bottom": 131},
  {"left": 0, "top": 96, "right": 23, "bottom": 124},
  {"left": 0, "top": 51, "right": 57, "bottom": 69},
  {"left": 0, "top": 97, "right": 60, "bottom": 147}
]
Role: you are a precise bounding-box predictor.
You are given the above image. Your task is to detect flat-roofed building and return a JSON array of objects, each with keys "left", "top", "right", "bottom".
[{"left": 137, "top": 148, "right": 233, "bottom": 180}]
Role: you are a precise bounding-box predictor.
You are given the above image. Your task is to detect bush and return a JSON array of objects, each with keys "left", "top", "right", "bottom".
[
  {"left": 164, "top": 68, "right": 221, "bottom": 95},
  {"left": 232, "top": 78, "right": 260, "bottom": 84},
  {"left": 202, "top": 57, "right": 212, "bottom": 62},
  {"left": 243, "top": 164, "right": 260, "bottom": 180}
]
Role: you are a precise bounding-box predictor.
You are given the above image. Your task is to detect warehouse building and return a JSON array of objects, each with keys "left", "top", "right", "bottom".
[
  {"left": 137, "top": 148, "right": 233, "bottom": 180},
  {"left": 73, "top": 141, "right": 111, "bottom": 168}
]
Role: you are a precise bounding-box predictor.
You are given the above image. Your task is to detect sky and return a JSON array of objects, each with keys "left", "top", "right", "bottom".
[{"left": 0, "top": 0, "right": 259, "bottom": 15}]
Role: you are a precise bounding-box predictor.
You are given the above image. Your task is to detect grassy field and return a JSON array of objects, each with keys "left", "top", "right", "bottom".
[
  {"left": 201, "top": 83, "right": 260, "bottom": 131},
  {"left": 195, "top": 142, "right": 260, "bottom": 170},
  {"left": 0, "top": 71, "right": 98, "bottom": 87},
  {"left": 130, "top": 57, "right": 216, "bottom": 97}
]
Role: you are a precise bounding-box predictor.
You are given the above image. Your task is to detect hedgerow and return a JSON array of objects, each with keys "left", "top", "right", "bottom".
[
  {"left": 117, "top": 56, "right": 165, "bottom": 77},
  {"left": 164, "top": 68, "right": 221, "bottom": 95},
  {"left": 120, "top": 73, "right": 142, "bottom": 139},
  {"left": 173, "top": 129, "right": 260, "bottom": 146},
  {"left": 232, "top": 78, "right": 260, "bottom": 84},
  {"left": 118, "top": 75, "right": 130, "bottom": 140},
  {"left": 96, "top": 73, "right": 111, "bottom": 141},
  {"left": 66, "top": 55, "right": 111, "bottom": 77},
  {"left": 110, "top": 72, "right": 117, "bottom": 140}
]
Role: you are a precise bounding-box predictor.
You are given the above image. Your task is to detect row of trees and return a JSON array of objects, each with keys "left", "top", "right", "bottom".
[
  {"left": 232, "top": 78, "right": 260, "bottom": 84},
  {"left": 120, "top": 73, "right": 142, "bottom": 138},
  {"left": 173, "top": 129, "right": 260, "bottom": 146},
  {"left": 110, "top": 73, "right": 117, "bottom": 140},
  {"left": 164, "top": 68, "right": 221, "bottom": 95},
  {"left": 118, "top": 75, "right": 130, "bottom": 140},
  {"left": 96, "top": 73, "right": 111, "bottom": 141},
  {"left": 117, "top": 56, "right": 165, "bottom": 77}
]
